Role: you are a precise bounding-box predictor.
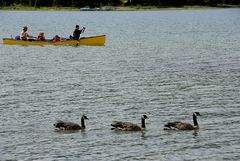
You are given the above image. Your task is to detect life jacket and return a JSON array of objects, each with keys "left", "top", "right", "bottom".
[
  {"left": 53, "top": 35, "right": 60, "bottom": 42},
  {"left": 38, "top": 35, "right": 45, "bottom": 41}
]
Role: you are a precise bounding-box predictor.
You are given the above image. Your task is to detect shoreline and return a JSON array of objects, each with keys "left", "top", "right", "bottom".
[{"left": 0, "top": 5, "right": 240, "bottom": 11}]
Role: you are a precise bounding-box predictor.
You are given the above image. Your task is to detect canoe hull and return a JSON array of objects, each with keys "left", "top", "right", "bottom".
[{"left": 3, "top": 35, "right": 106, "bottom": 46}]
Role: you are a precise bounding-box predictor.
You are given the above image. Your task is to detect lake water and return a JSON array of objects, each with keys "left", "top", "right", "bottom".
[{"left": 0, "top": 9, "right": 240, "bottom": 161}]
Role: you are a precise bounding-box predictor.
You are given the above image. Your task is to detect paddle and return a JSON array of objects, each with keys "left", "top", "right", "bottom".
[
  {"left": 79, "top": 27, "right": 86, "bottom": 39},
  {"left": 82, "top": 27, "right": 86, "bottom": 34}
]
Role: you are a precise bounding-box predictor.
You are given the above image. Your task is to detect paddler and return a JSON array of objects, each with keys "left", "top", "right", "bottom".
[
  {"left": 20, "top": 26, "right": 36, "bottom": 40},
  {"left": 73, "top": 25, "right": 85, "bottom": 40}
]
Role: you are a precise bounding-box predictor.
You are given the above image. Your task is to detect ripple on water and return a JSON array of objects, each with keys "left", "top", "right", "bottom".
[{"left": 1, "top": 9, "right": 240, "bottom": 161}]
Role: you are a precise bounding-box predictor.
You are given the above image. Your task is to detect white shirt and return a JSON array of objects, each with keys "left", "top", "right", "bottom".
[{"left": 20, "top": 30, "right": 29, "bottom": 39}]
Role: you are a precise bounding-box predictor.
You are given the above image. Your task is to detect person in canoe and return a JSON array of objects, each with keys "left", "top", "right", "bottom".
[
  {"left": 20, "top": 26, "right": 36, "bottom": 40},
  {"left": 53, "top": 35, "right": 61, "bottom": 42},
  {"left": 73, "top": 25, "right": 85, "bottom": 40},
  {"left": 37, "top": 32, "right": 46, "bottom": 41}
]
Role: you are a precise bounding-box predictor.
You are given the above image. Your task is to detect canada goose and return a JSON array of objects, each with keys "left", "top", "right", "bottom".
[
  {"left": 111, "top": 115, "right": 148, "bottom": 131},
  {"left": 164, "top": 112, "right": 201, "bottom": 130},
  {"left": 54, "top": 115, "right": 88, "bottom": 130}
]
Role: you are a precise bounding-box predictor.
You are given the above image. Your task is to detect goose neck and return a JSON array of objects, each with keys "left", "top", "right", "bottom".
[
  {"left": 81, "top": 117, "right": 85, "bottom": 129},
  {"left": 193, "top": 114, "right": 198, "bottom": 126},
  {"left": 141, "top": 117, "right": 146, "bottom": 129}
]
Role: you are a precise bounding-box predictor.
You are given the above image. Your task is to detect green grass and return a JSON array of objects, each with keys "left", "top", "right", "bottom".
[
  {"left": 0, "top": 4, "right": 239, "bottom": 11},
  {"left": 0, "top": 4, "right": 79, "bottom": 11}
]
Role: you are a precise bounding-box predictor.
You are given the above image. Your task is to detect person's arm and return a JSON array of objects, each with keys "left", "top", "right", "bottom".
[{"left": 27, "top": 33, "right": 37, "bottom": 39}]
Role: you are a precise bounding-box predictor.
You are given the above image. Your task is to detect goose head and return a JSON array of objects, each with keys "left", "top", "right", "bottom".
[
  {"left": 142, "top": 114, "right": 148, "bottom": 119},
  {"left": 193, "top": 112, "right": 201, "bottom": 116},
  {"left": 82, "top": 115, "right": 88, "bottom": 120}
]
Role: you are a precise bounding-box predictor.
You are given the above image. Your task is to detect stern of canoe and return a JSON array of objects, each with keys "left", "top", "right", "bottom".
[{"left": 3, "top": 39, "right": 52, "bottom": 45}]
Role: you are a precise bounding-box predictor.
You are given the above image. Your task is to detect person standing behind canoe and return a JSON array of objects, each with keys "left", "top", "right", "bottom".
[{"left": 73, "top": 25, "right": 85, "bottom": 40}]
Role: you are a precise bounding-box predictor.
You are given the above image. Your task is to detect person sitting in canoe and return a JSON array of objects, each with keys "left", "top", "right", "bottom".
[
  {"left": 53, "top": 35, "right": 60, "bottom": 42},
  {"left": 37, "top": 32, "right": 45, "bottom": 41},
  {"left": 73, "top": 25, "right": 85, "bottom": 40},
  {"left": 20, "top": 26, "right": 36, "bottom": 40}
]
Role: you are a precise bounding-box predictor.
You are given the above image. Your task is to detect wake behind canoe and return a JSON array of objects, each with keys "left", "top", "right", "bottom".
[{"left": 3, "top": 35, "right": 106, "bottom": 46}]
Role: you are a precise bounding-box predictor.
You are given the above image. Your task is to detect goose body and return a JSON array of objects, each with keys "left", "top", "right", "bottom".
[
  {"left": 54, "top": 115, "right": 88, "bottom": 130},
  {"left": 164, "top": 112, "right": 201, "bottom": 130},
  {"left": 111, "top": 115, "right": 148, "bottom": 131}
]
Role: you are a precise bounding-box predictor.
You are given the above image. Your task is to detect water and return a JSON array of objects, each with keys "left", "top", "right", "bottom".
[{"left": 0, "top": 9, "right": 240, "bottom": 161}]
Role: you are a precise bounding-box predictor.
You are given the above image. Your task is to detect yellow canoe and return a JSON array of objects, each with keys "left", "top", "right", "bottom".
[{"left": 3, "top": 35, "right": 106, "bottom": 46}]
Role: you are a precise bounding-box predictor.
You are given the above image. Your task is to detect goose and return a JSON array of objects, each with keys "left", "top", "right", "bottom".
[
  {"left": 111, "top": 115, "right": 148, "bottom": 131},
  {"left": 54, "top": 115, "right": 88, "bottom": 130},
  {"left": 164, "top": 112, "right": 201, "bottom": 130}
]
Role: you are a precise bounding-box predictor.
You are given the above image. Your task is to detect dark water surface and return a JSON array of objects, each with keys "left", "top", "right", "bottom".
[{"left": 0, "top": 9, "right": 240, "bottom": 160}]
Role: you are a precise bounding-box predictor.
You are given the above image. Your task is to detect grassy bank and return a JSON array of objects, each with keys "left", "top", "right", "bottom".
[
  {"left": 0, "top": 4, "right": 239, "bottom": 11},
  {"left": 116, "top": 5, "right": 211, "bottom": 10},
  {"left": 0, "top": 5, "right": 79, "bottom": 11}
]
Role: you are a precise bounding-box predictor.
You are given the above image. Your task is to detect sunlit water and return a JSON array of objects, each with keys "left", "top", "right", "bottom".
[{"left": 0, "top": 9, "right": 240, "bottom": 161}]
